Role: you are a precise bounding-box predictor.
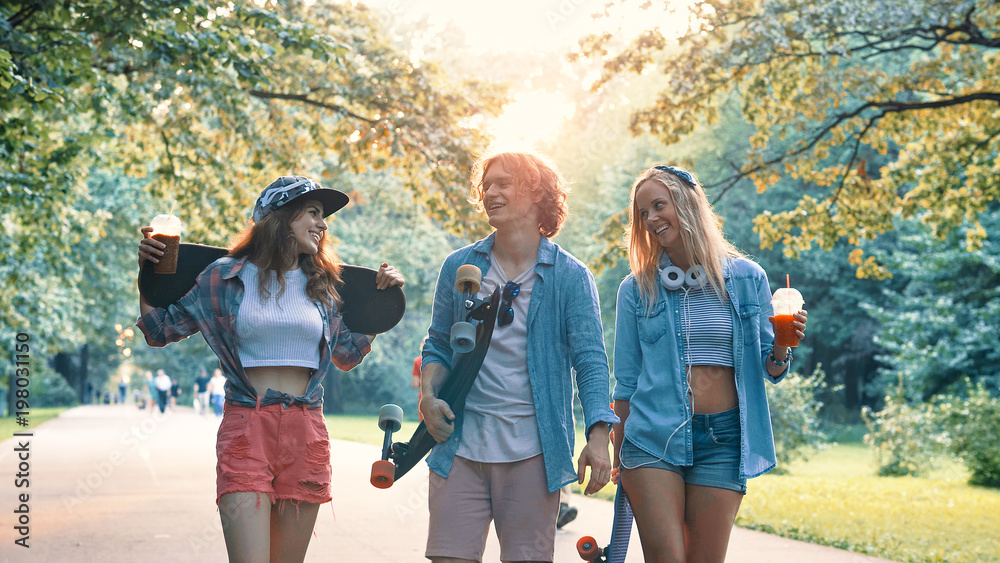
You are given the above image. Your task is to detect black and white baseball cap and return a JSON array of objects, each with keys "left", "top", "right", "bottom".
[{"left": 252, "top": 176, "right": 349, "bottom": 222}]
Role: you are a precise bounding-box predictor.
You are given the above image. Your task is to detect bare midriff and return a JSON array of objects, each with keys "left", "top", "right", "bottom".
[
  {"left": 245, "top": 366, "right": 313, "bottom": 398},
  {"left": 688, "top": 365, "right": 737, "bottom": 414}
]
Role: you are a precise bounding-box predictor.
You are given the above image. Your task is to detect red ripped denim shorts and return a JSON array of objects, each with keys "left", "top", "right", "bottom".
[{"left": 216, "top": 400, "right": 332, "bottom": 506}]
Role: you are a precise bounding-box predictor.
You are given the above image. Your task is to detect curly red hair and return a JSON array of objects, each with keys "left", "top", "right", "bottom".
[{"left": 469, "top": 152, "right": 570, "bottom": 238}]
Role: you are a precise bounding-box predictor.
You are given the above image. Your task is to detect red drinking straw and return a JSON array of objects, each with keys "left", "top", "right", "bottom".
[{"left": 786, "top": 274, "right": 790, "bottom": 289}]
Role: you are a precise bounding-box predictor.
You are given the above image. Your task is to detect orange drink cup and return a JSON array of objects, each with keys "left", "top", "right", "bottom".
[{"left": 771, "top": 287, "right": 804, "bottom": 348}]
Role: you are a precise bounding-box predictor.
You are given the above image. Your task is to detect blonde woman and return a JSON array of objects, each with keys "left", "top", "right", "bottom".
[
  {"left": 136, "top": 176, "right": 403, "bottom": 563},
  {"left": 612, "top": 165, "right": 807, "bottom": 562}
]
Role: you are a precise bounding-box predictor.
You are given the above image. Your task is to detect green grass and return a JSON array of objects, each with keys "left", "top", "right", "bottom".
[
  {"left": 325, "top": 412, "right": 421, "bottom": 447},
  {"left": 738, "top": 444, "right": 999, "bottom": 563},
  {"left": 0, "top": 407, "right": 69, "bottom": 442}
]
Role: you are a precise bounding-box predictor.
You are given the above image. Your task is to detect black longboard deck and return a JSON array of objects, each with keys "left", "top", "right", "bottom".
[
  {"left": 390, "top": 287, "right": 501, "bottom": 481},
  {"left": 138, "top": 243, "right": 405, "bottom": 334}
]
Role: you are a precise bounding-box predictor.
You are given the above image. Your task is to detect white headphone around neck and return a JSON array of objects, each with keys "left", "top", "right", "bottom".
[{"left": 659, "top": 264, "right": 706, "bottom": 290}]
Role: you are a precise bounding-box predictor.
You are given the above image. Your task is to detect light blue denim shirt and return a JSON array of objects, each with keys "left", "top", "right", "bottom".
[
  {"left": 613, "top": 254, "right": 788, "bottom": 480},
  {"left": 422, "top": 233, "right": 619, "bottom": 493}
]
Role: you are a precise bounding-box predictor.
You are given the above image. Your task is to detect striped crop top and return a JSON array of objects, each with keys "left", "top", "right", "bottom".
[
  {"left": 678, "top": 284, "right": 733, "bottom": 367},
  {"left": 236, "top": 263, "right": 323, "bottom": 369}
]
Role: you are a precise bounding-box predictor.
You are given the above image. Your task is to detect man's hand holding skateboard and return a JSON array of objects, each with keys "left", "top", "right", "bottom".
[
  {"left": 577, "top": 422, "right": 612, "bottom": 495},
  {"left": 420, "top": 362, "right": 455, "bottom": 443}
]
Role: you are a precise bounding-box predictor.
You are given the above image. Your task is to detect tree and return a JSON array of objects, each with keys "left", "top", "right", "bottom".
[
  {"left": 320, "top": 168, "right": 461, "bottom": 412},
  {"left": 863, "top": 205, "right": 1000, "bottom": 399},
  {"left": 575, "top": 0, "right": 999, "bottom": 278},
  {"left": 1, "top": 1, "right": 503, "bottom": 387},
  {"left": 2, "top": 1, "right": 502, "bottom": 238}
]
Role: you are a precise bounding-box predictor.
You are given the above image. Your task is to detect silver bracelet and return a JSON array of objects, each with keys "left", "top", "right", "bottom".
[{"left": 769, "top": 348, "right": 793, "bottom": 367}]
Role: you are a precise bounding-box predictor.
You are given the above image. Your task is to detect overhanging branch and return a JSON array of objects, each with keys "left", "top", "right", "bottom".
[{"left": 247, "top": 89, "right": 376, "bottom": 124}]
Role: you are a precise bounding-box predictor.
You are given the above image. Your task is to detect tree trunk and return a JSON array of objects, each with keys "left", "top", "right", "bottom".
[
  {"left": 80, "top": 344, "right": 89, "bottom": 403},
  {"left": 51, "top": 344, "right": 91, "bottom": 404}
]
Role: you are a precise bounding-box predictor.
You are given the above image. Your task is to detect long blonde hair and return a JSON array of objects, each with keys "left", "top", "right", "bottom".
[
  {"left": 229, "top": 199, "right": 343, "bottom": 308},
  {"left": 625, "top": 166, "right": 744, "bottom": 306}
]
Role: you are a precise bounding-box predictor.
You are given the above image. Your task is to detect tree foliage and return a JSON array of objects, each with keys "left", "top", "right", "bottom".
[
  {"left": 1, "top": 1, "right": 501, "bottom": 369},
  {"left": 2, "top": 0, "right": 501, "bottom": 237},
  {"left": 863, "top": 205, "right": 1000, "bottom": 399},
  {"left": 575, "top": 0, "right": 999, "bottom": 278},
  {"left": 326, "top": 169, "right": 460, "bottom": 412}
]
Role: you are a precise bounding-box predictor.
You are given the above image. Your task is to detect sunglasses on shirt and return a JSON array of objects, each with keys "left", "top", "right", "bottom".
[{"left": 498, "top": 281, "right": 521, "bottom": 327}]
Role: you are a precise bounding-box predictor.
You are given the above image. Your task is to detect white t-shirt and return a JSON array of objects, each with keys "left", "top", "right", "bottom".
[
  {"left": 209, "top": 374, "right": 226, "bottom": 397},
  {"left": 456, "top": 252, "right": 542, "bottom": 463},
  {"left": 154, "top": 374, "right": 172, "bottom": 391}
]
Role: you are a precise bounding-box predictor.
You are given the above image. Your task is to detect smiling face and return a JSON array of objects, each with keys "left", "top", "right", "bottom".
[
  {"left": 634, "top": 179, "right": 682, "bottom": 251},
  {"left": 289, "top": 199, "right": 327, "bottom": 258},
  {"left": 481, "top": 161, "right": 540, "bottom": 232}
]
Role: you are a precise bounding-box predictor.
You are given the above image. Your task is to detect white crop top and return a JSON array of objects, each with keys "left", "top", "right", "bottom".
[{"left": 236, "top": 263, "right": 322, "bottom": 369}]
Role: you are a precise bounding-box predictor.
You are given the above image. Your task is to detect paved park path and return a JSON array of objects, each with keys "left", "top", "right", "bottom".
[{"left": 0, "top": 405, "right": 899, "bottom": 562}]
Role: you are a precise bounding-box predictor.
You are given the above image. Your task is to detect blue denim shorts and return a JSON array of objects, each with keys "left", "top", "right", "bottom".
[{"left": 621, "top": 407, "right": 747, "bottom": 494}]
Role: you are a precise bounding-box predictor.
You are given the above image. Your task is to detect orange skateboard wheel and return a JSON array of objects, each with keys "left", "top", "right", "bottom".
[
  {"left": 371, "top": 460, "right": 395, "bottom": 489},
  {"left": 577, "top": 535, "right": 600, "bottom": 560}
]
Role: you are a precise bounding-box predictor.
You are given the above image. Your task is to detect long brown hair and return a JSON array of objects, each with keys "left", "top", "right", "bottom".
[
  {"left": 625, "top": 166, "right": 744, "bottom": 306},
  {"left": 469, "top": 152, "right": 570, "bottom": 238},
  {"left": 229, "top": 200, "right": 342, "bottom": 308}
]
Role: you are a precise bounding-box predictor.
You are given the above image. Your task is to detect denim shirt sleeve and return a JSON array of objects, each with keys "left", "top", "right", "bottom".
[
  {"left": 422, "top": 252, "right": 460, "bottom": 371},
  {"left": 757, "top": 269, "right": 789, "bottom": 383},
  {"left": 565, "top": 262, "right": 620, "bottom": 435},
  {"left": 612, "top": 275, "right": 641, "bottom": 400}
]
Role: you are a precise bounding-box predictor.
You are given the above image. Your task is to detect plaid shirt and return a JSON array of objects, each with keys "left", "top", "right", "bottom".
[{"left": 136, "top": 256, "right": 371, "bottom": 409}]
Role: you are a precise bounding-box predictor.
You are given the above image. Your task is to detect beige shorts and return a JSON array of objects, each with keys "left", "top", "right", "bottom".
[{"left": 426, "top": 454, "right": 559, "bottom": 561}]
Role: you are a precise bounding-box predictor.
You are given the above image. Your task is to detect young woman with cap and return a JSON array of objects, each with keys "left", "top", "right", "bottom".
[
  {"left": 135, "top": 176, "right": 403, "bottom": 563},
  {"left": 612, "top": 166, "right": 808, "bottom": 562}
]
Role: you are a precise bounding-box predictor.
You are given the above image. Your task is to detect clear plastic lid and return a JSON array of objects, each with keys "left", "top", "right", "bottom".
[
  {"left": 772, "top": 287, "right": 804, "bottom": 316},
  {"left": 149, "top": 214, "right": 183, "bottom": 236}
]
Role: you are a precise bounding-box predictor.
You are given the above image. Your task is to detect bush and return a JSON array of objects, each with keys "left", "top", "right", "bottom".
[
  {"left": 938, "top": 381, "right": 1000, "bottom": 488},
  {"left": 28, "top": 364, "right": 79, "bottom": 407},
  {"left": 767, "top": 364, "right": 829, "bottom": 469},
  {"left": 861, "top": 393, "right": 947, "bottom": 477}
]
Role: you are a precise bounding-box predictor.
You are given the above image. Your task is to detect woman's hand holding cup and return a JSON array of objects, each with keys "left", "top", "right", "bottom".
[{"left": 138, "top": 226, "right": 166, "bottom": 267}]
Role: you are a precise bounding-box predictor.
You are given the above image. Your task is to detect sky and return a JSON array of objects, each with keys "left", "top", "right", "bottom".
[
  {"left": 355, "top": 0, "right": 695, "bottom": 149},
  {"left": 361, "top": 0, "right": 620, "bottom": 54}
]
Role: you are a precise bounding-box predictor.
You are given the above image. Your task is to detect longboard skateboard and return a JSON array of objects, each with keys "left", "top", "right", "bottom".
[
  {"left": 578, "top": 445, "right": 633, "bottom": 562},
  {"left": 138, "top": 243, "right": 405, "bottom": 334},
  {"left": 371, "top": 264, "right": 499, "bottom": 488}
]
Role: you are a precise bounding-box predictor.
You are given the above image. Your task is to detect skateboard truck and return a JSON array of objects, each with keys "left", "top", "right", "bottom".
[
  {"left": 371, "top": 404, "right": 404, "bottom": 489},
  {"left": 450, "top": 264, "right": 492, "bottom": 354}
]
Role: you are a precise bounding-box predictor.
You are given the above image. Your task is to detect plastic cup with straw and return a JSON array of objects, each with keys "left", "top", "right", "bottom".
[
  {"left": 771, "top": 274, "right": 804, "bottom": 347},
  {"left": 149, "top": 202, "right": 183, "bottom": 274}
]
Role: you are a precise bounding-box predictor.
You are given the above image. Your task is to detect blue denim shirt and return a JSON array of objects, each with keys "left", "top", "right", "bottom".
[
  {"left": 613, "top": 255, "right": 788, "bottom": 479},
  {"left": 422, "top": 233, "right": 619, "bottom": 493}
]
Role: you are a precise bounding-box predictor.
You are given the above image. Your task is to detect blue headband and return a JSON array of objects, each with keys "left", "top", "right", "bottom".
[{"left": 653, "top": 165, "right": 697, "bottom": 188}]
